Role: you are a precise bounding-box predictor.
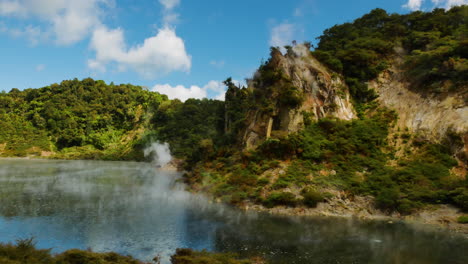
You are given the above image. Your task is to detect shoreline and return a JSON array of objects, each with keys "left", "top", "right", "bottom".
[
  {"left": 239, "top": 202, "right": 468, "bottom": 235},
  {"left": 2, "top": 156, "right": 467, "bottom": 234},
  {"left": 188, "top": 182, "right": 468, "bottom": 234}
]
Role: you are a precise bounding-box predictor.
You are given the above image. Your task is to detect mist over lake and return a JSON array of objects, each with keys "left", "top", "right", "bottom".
[{"left": 0, "top": 159, "right": 467, "bottom": 264}]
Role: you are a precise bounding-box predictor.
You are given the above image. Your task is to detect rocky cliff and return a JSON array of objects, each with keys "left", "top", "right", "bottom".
[
  {"left": 369, "top": 58, "right": 468, "bottom": 164},
  {"left": 242, "top": 44, "right": 356, "bottom": 149},
  {"left": 239, "top": 44, "right": 467, "bottom": 165}
]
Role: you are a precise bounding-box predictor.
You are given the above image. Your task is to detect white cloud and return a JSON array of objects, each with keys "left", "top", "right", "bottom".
[
  {"left": 35, "top": 64, "right": 45, "bottom": 72},
  {"left": 88, "top": 0, "right": 191, "bottom": 78},
  {"left": 0, "top": 1, "right": 23, "bottom": 15},
  {"left": 210, "top": 60, "right": 225, "bottom": 68},
  {"left": 159, "top": 0, "right": 180, "bottom": 10},
  {"left": 152, "top": 80, "right": 227, "bottom": 102},
  {"left": 403, "top": 0, "right": 424, "bottom": 10},
  {"left": 159, "top": 0, "right": 181, "bottom": 26},
  {"left": 269, "top": 23, "right": 296, "bottom": 49},
  {"left": 153, "top": 84, "right": 206, "bottom": 101},
  {"left": 0, "top": 0, "right": 108, "bottom": 45},
  {"left": 3, "top": 23, "right": 44, "bottom": 45},
  {"left": 403, "top": 0, "right": 468, "bottom": 10},
  {"left": 293, "top": 8, "right": 303, "bottom": 17},
  {"left": 439, "top": 0, "right": 468, "bottom": 8},
  {"left": 162, "top": 12, "right": 180, "bottom": 25},
  {"left": 88, "top": 26, "right": 191, "bottom": 78}
]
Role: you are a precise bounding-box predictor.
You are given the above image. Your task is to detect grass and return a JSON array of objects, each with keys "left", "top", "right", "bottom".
[
  {"left": 0, "top": 239, "right": 266, "bottom": 264},
  {"left": 457, "top": 216, "right": 468, "bottom": 224}
]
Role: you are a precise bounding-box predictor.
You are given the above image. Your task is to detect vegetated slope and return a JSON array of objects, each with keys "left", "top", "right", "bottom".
[
  {"left": 0, "top": 78, "right": 166, "bottom": 160},
  {"left": 185, "top": 7, "right": 467, "bottom": 217},
  {"left": 312, "top": 5, "right": 467, "bottom": 163},
  {"left": 0, "top": 78, "right": 225, "bottom": 161},
  {"left": 313, "top": 6, "right": 467, "bottom": 102}
]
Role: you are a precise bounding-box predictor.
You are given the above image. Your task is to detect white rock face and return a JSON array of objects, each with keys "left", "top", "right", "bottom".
[
  {"left": 242, "top": 44, "right": 356, "bottom": 148},
  {"left": 369, "top": 65, "right": 468, "bottom": 161},
  {"left": 242, "top": 44, "right": 467, "bottom": 162}
]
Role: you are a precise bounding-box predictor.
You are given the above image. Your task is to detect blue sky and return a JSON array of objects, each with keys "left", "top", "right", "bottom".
[{"left": 0, "top": 0, "right": 466, "bottom": 100}]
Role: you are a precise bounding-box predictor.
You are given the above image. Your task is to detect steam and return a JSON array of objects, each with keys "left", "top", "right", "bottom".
[
  {"left": 292, "top": 44, "right": 309, "bottom": 57},
  {"left": 144, "top": 142, "right": 172, "bottom": 167}
]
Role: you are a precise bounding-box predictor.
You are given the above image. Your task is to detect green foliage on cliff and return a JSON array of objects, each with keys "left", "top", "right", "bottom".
[
  {"left": 252, "top": 49, "right": 304, "bottom": 110},
  {"left": 313, "top": 6, "right": 468, "bottom": 100},
  {"left": 191, "top": 103, "right": 464, "bottom": 214}
]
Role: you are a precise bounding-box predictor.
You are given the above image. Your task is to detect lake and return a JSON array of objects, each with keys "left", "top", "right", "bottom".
[{"left": 0, "top": 159, "right": 467, "bottom": 263}]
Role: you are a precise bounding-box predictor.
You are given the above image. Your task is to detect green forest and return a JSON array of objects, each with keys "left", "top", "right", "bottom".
[
  {"left": 0, "top": 78, "right": 223, "bottom": 161},
  {"left": 0, "top": 6, "right": 466, "bottom": 216},
  {"left": 312, "top": 6, "right": 467, "bottom": 103}
]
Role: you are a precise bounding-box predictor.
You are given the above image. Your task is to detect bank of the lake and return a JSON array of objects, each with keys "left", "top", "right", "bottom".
[
  {"left": 3, "top": 156, "right": 466, "bottom": 234},
  {"left": 1, "top": 159, "right": 467, "bottom": 264},
  {"left": 181, "top": 165, "right": 468, "bottom": 235}
]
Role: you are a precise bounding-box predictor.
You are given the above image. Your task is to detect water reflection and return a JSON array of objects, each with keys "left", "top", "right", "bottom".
[{"left": 0, "top": 159, "right": 466, "bottom": 264}]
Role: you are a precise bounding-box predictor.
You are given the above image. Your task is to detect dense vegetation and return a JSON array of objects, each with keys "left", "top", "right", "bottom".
[
  {"left": 0, "top": 78, "right": 165, "bottom": 159},
  {"left": 0, "top": 239, "right": 264, "bottom": 264},
  {"left": 151, "top": 98, "right": 225, "bottom": 165},
  {"left": 185, "top": 7, "right": 467, "bottom": 214},
  {"left": 312, "top": 6, "right": 467, "bottom": 102},
  {"left": 0, "top": 79, "right": 224, "bottom": 162},
  {"left": 189, "top": 104, "right": 466, "bottom": 214}
]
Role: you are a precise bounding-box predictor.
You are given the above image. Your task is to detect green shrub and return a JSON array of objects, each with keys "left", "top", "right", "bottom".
[
  {"left": 301, "top": 188, "right": 325, "bottom": 208},
  {"left": 263, "top": 192, "right": 297, "bottom": 208},
  {"left": 171, "top": 248, "right": 260, "bottom": 264},
  {"left": 227, "top": 169, "right": 258, "bottom": 187},
  {"left": 457, "top": 215, "right": 468, "bottom": 224},
  {"left": 375, "top": 188, "right": 400, "bottom": 211},
  {"left": 257, "top": 138, "right": 296, "bottom": 159},
  {"left": 257, "top": 178, "right": 270, "bottom": 186},
  {"left": 0, "top": 238, "right": 146, "bottom": 264},
  {"left": 451, "top": 188, "right": 468, "bottom": 212},
  {"left": 397, "top": 199, "right": 422, "bottom": 215},
  {"left": 0, "top": 238, "right": 53, "bottom": 264},
  {"left": 230, "top": 192, "right": 248, "bottom": 204},
  {"left": 271, "top": 179, "right": 290, "bottom": 190},
  {"left": 0, "top": 239, "right": 265, "bottom": 264}
]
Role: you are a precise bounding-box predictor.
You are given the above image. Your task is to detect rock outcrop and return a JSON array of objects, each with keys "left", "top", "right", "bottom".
[
  {"left": 242, "top": 44, "right": 356, "bottom": 149},
  {"left": 369, "top": 63, "right": 468, "bottom": 164},
  {"left": 238, "top": 44, "right": 467, "bottom": 165}
]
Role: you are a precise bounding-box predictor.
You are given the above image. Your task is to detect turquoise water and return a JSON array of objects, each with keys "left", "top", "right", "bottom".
[{"left": 0, "top": 159, "right": 467, "bottom": 263}]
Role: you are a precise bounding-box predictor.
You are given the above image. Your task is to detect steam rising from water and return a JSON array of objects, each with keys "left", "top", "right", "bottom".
[
  {"left": 0, "top": 159, "right": 467, "bottom": 264},
  {"left": 144, "top": 142, "right": 172, "bottom": 167}
]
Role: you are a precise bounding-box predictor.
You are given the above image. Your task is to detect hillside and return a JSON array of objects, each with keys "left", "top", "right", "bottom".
[
  {"left": 184, "top": 7, "right": 468, "bottom": 221},
  {"left": 0, "top": 79, "right": 224, "bottom": 161}
]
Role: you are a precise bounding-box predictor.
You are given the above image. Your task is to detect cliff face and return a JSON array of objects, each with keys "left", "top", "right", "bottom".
[
  {"left": 239, "top": 44, "right": 467, "bottom": 164},
  {"left": 369, "top": 62, "right": 468, "bottom": 163},
  {"left": 242, "top": 45, "right": 356, "bottom": 148}
]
